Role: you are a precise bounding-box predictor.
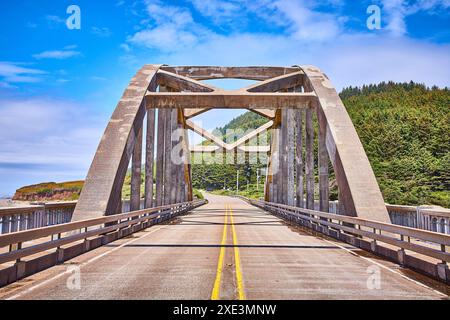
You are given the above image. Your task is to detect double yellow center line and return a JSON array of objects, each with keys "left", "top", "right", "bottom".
[
  {"left": 211, "top": 205, "right": 228, "bottom": 300},
  {"left": 211, "top": 204, "right": 245, "bottom": 300}
]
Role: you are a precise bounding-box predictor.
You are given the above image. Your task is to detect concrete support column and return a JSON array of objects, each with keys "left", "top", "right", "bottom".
[
  {"left": 176, "top": 109, "right": 186, "bottom": 203},
  {"left": 271, "top": 127, "right": 280, "bottom": 203},
  {"left": 264, "top": 161, "right": 271, "bottom": 202},
  {"left": 295, "top": 109, "right": 304, "bottom": 208},
  {"left": 318, "top": 113, "right": 329, "bottom": 212},
  {"left": 286, "top": 109, "right": 295, "bottom": 206},
  {"left": 163, "top": 108, "right": 173, "bottom": 205},
  {"left": 155, "top": 108, "right": 165, "bottom": 206},
  {"left": 130, "top": 125, "right": 143, "bottom": 212},
  {"left": 280, "top": 109, "right": 288, "bottom": 204},
  {"left": 305, "top": 108, "right": 315, "bottom": 210},
  {"left": 145, "top": 109, "right": 155, "bottom": 208},
  {"left": 337, "top": 189, "right": 346, "bottom": 215},
  {"left": 265, "top": 129, "right": 274, "bottom": 202},
  {"left": 169, "top": 108, "right": 179, "bottom": 204},
  {"left": 182, "top": 121, "right": 193, "bottom": 201}
]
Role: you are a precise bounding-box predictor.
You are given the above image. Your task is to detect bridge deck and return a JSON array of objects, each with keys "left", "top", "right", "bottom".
[{"left": 0, "top": 194, "right": 447, "bottom": 300}]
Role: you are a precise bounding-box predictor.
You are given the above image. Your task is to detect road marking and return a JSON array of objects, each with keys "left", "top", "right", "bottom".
[
  {"left": 228, "top": 204, "right": 246, "bottom": 300},
  {"left": 210, "top": 204, "right": 228, "bottom": 300},
  {"left": 6, "top": 225, "right": 168, "bottom": 300},
  {"left": 322, "top": 238, "right": 448, "bottom": 298}
]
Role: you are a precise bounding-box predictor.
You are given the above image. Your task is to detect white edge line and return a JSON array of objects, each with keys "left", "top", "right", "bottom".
[
  {"left": 321, "top": 238, "right": 448, "bottom": 298},
  {"left": 6, "top": 225, "right": 167, "bottom": 300}
]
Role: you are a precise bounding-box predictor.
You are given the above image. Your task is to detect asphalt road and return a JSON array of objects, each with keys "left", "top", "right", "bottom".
[{"left": 0, "top": 194, "right": 448, "bottom": 300}]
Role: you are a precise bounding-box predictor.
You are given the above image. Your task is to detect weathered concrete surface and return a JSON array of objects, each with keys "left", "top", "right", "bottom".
[
  {"left": 301, "top": 65, "right": 389, "bottom": 222},
  {"left": 73, "top": 65, "right": 161, "bottom": 220},
  {"left": 1, "top": 194, "right": 447, "bottom": 300}
]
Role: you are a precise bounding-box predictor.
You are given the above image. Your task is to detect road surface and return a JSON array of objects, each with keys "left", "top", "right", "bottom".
[{"left": 0, "top": 194, "right": 448, "bottom": 300}]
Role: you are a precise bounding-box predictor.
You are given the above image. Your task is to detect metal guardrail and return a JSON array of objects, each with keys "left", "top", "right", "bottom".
[
  {"left": 245, "top": 198, "right": 450, "bottom": 284},
  {"left": 0, "top": 201, "right": 77, "bottom": 234},
  {"left": 3, "top": 198, "right": 448, "bottom": 235},
  {"left": 386, "top": 204, "right": 450, "bottom": 234},
  {"left": 0, "top": 200, "right": 206, "bottom": 287},
  {"left": 0, "top": 200, "right": 205, "bottom": 264}
]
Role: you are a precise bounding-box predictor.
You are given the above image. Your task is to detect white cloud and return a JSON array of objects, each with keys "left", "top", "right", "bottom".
[
  {"left": 126, "top": 0, "right": 346, "bottom": 54},
  {"left": 140, "top": 31, "right": 450, "bottom": 90},
  {"left": 123, "top": 0, "right": 449, "bottom": 90},
  {"left": 64, "top": 44, "right": 78, "bottom": 50},
  {"left": 91, "top": 27, "right": 112, "bottom": 37},
  {"left": 189, "top": 0, "right": 241, "bottom": 21},
  {"left": 0, "top": 61, "right": 46, "bottom": 84},
  {"left": 127, "top": 1, "right": 211, "bottom": 52},
  {"left": 90, "top": 76, "right": 107, "bottom": 81},
  {"left": 33, "top": 48, "right": 81, "bottom": 60},
  {"left": 380, "top": 0, "right": 450, "bottom": 36},
  {"left": 0, "top": 97, "right": 105, "bottom": 194},
  {"left": 0, "top": 81, "right": 16, "bottom": 89},
  {"left": 120, "top": 43, "right": 131, "bottom": 52},
  {"left": 145, "top": 1, "right": 194, "bottom": 26},
  {"left": 271, "top": 0, "right": 342, "bottom": 41},
  {"left": 45, "top": 15, "right": 66, "bottom": 27},
  {"left": 129, "top": 24, "right": 200, "bottom": 51}
]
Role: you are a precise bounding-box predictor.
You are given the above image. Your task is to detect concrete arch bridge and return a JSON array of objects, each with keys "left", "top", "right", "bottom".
[{"left": 0, "top": 65, "right": 448, "bottom": 299}]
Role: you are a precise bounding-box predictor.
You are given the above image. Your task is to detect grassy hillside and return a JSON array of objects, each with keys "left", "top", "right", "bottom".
[
  {"left": 192, "top": 110, "right": 269, "bottom": 193},
  {"left": 13, "top": 181, "right": 84, "bottom": 201},
  {"left": 342, "top": 82, "right": 449, "bottom": 207}
]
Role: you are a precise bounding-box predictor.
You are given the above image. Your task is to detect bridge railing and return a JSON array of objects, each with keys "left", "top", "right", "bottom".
[
  {"left": 385, "top": 204, "right": 450, "bottom": 234},
  {"left": 0, "top": 199, "right": 186, "bottom": 235},
  {"left": 0, "top": 201, "right": 77, "bottom": 234},
  {"left": 0, "top": 199, "right": 206, "bottom": 287},
  {"left": 246, "top": 198, "right": 450, "bottom": 284},
  {"left": 303, "top": 199, "right": 450, "bottom": 234}
]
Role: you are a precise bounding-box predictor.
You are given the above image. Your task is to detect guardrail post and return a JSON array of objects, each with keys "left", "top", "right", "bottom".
[
  {"left": 28, "top": 213, "right": 34, "bottom": 229},
  {"left": 397, "top": 249, "right": 406, "bottom": 265},
  {"left": 15, "top": 260, "right": 27, "bottom": 279},
  {"left": 1, "top": 216, "right": 10, "bottom": 234},
  {"left": 56, "top": 247, "right": 65, "bottom": 264},
  {"left": 437, "top": 263, "right": 449, "bottom": 282},
  {"left": 19, "top": 213, "right": 27, "bottom": 231},
  {"left": 370, "top": 240, "right": 377, "bottom": 253},
  {"left": 11, "top": 215, "right": 19, "bottom": 233}
]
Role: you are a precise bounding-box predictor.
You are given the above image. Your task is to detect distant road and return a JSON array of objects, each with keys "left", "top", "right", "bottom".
[{"left": 1, "top": 194, "right": 448, "bottom": 300}]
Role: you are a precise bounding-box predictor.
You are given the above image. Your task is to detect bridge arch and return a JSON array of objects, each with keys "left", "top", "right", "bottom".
[{"left": 72, "top": 65, "right": 389, "bottom": 223}]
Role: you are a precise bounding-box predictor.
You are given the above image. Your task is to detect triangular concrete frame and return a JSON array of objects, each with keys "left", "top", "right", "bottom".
[{"left": 154, "top": 68, "right": 304, "bottom": 153}]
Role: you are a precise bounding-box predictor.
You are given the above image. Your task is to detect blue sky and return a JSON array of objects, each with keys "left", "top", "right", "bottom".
[{"left": 0, "top": 0, "right": 449, "bottom": 196}]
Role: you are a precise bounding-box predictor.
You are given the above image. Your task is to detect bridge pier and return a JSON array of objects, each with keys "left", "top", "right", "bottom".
[
  {"left": 295, "top": 109, "right": 304, "bottom": 208},
  {"left": 305, "top": 108, "right": 315, "bottom": 210},
  {"left": 317, "top": 106, "right": 330, "bottom": 213},
  {"left": 163, "top": 106, "right": 173, "bottom": 205},
  {"left": 145, "top": 108, "right": 155, "bottom": 208},
  {"left": 130, "top": 125, "right": 142, "bottom": 211},
  {"left": 155, "top": 108, "right": 166, "bottom": 207}
]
